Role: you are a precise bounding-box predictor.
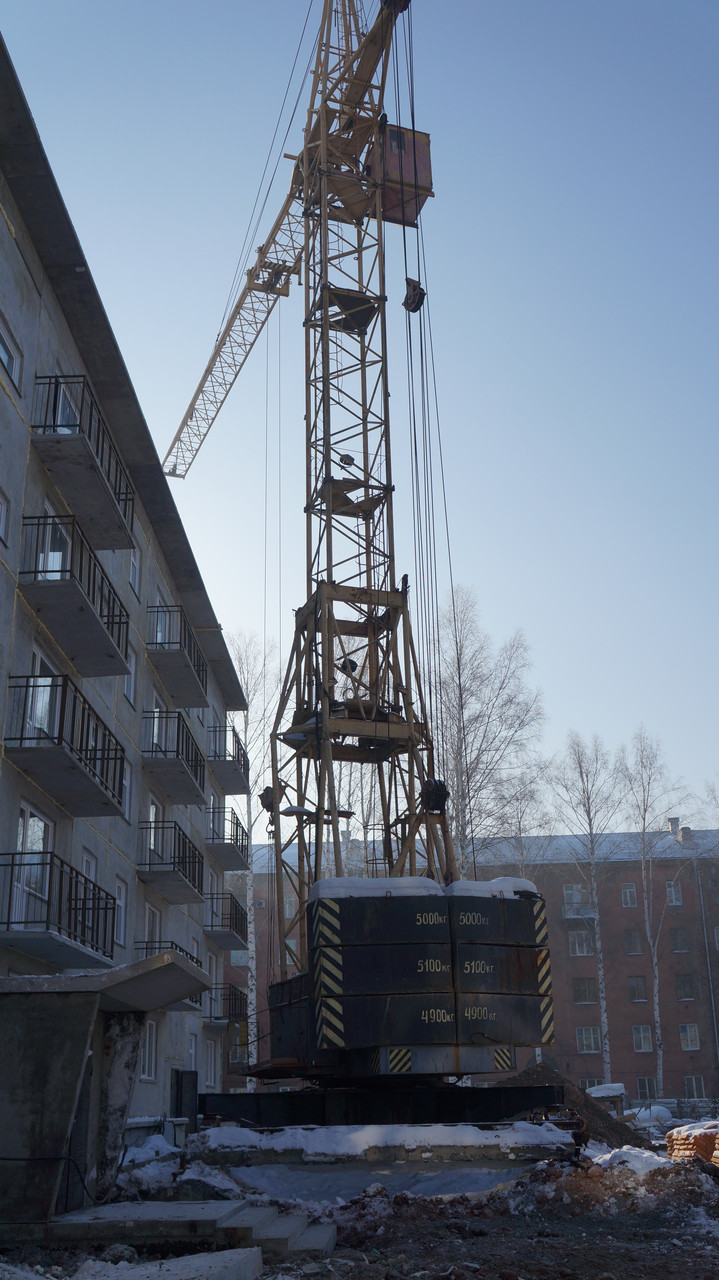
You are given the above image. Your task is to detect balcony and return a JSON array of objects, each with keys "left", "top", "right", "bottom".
[
  {"left": 204, "top": 893, "right": 248, "bottom": 950},
  {"left": 142, "top": 711, "right": 205, "bottom": 806},
  {"left": 561, "top": 903, "right": 595, "bottom": 919},
  {"left": 18, "top": 517, "right": 130, "bottom": 676},
  {"left": 203, "top": 982, "right": 247, "bottom": 1026},
  {"left": 205, "top": 806, "right": 250, "bottom": 872},
  {"left": 5, "top": 676, "right": 125, "bottom": 816},
  {"left": 0, "top": 853, "right": 115, "bottom": 967},
  {"left": 137, "top": 822, "right": 204, "bottom": 905},
  {"left": 207, "top": 723, "right": 249, "bottom": 794},
  {"left": 31, "top": 376, "right": 134, "bottom": 549},
  {"left": 134, "top": 939, "right": 204, "bottom": 1010},
  {"left": 146, "top": 605, "right": 208, "bottom": 708}
]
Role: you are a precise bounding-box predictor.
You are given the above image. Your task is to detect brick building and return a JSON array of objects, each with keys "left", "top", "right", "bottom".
[{"left": 481, "top": 824, "right": 719, "bottom": 1105}]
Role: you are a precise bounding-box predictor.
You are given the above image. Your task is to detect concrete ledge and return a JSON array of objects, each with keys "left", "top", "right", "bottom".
[{"left": 73, "top": 1247, "right": 262, "bottom": 1280}]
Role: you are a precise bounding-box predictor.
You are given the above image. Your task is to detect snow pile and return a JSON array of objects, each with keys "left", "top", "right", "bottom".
[
  {"left": 593, "top": 1145, "right": 671, "bottom": 1175},
  {"left": 187, "top": 1120, "right": 573, "bottom": 1161},
  {"left": 633, "top": 1104, "right": 675, "bottom": 1130},
  {"left": 123, "top": 1133, "right": 179, "bottom": 1166}
]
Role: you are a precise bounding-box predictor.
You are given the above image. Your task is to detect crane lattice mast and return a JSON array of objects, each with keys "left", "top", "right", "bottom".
[{"left": 163, "top": 0, "right": 456, "bottom": 981}]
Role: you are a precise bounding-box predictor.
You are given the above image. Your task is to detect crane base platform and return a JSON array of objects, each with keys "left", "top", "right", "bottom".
[{"left": 199, "top": 1083, "right": 564, "bottom": 1129}]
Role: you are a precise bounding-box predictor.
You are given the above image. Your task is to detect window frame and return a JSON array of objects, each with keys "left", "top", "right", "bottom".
[
  {"left": 679, "top": 1022, "right": 700, "bottom": 1051},
  {"left": 624, "top": 928, "right": 643, "bottom": 955},
  {"left": 666, "top": 879, "right": 683, "bottom": 907},
  {"left": 636, "top": 1076, "right": 656, "bottom": 1101},
  {"left": 0, "top": 487, "right": 9, "bottom": 545},
  {"left": 621, "top": 882, "right": 638, "bottom": 908},
  {"left": 628, "top": 975, "right": 648, "bottom": 1002},
  {"left": 671, "top": 927, "right": 689, "bottom": 953},
  {"left": 569, "top": 929, "right": 594, "bottom": 957},
  {"left": 576, "top": 1026, "right": 601, "bottom": 1054},
  {"left": 572, "top": 976, "right": 597, "bottom": 1004},
  {"left": 0, "top": 315, "right": 21, "bottom": 386},
  {"left": 124, "top": 644, "right": 137, "bottom": 705},
  {"left": 140, "top": 1017, "right": 158, "bottom": 1080},
  {"left": 684, "top": 1074, "right": 705, "bottom": 1099},
  {"left": 205, "top": 1037, "right": 218, "bottom": 1090},
  {"left": 675, "top": 973, "right": 694, "bottom": 1001},
  {"left": 129, "top": 543, "right": 142, "bottom": 597},
  {"left": 632, "top": 1024, "right": 652, "bottom": 1053},
  {"left": 114, "top": 876, "right": 127, "bottom": 947}
]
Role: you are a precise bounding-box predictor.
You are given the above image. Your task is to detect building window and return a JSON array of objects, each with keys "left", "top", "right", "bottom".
[
  {"left": 579, "top": 1078, "right": 603, "bottom": 1090},
  {"left": 636, "top": 1077, "right": 656, "bottom": 1101},
  {"left": 145, "top": 902, "right": 161, "bottom": 945},
  {"left": 675, "top": 974, "right": 694, "bottom": 1001},
  {"left": 632, "top": 1024, "right": 652, "bottom": 1053},
  {"left": 573, "top": 977, "right": 597, "bottom": 1004},
  {"left": 206, "top": 1038, "right": 218, "bottom": 1090},
  {"left": 114, "top": 877, "right": 127, "bottom": 947},
  {"left": 666, "top": 879, "right": 683, "bottom": 907},
  {"left": 122, "top": 760, "right": 132, "bottom": 821},
  {"left": 671, "top": 927, "right": 689, "bottom": 952},
  {"left": 124, "top": 645, "right": 136, "bottom": 704},
  {"left": 563, "top": 883, "right": 591, "bottom": 907},
  {"left": 569, "top": 930, "right": 594, "bottom": 957},
  {"left": 576, "top": 1026, "right": 601, "bottom": 1054},
  {"left": 189, "top": 1033, "right": 197, "bottom": 1073},
  {"left": 141, "top": 1018, "right": 158, "bottom": 1080},
  {"left": 679, "top": 1023, "right": 700, "bottom": 1051},
  {"left": 129, "top": 544, "right": 141, "bottom": 597},
  {"left": 0, "top": 318, "right": 20, "bottom": 384},
  {"left": 624, "top": 929, "right": 642, "bottom": 955},
  {"left": 684, "top": 1075, "right": 705, "bottom": 1099},
  {"left": 621, "top": 883, "right": 637, "bottom": 908},
  {"left": 0, "top": 488, "right": 9, "bottom": 544},
  {"left": 628, "top": 975, "right": 647, "bottom": 1002}
]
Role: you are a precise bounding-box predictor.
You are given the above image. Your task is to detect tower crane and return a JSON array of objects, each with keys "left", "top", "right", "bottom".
[{"left": 166, "top": 0, "right": 554, "bottom": 1083}]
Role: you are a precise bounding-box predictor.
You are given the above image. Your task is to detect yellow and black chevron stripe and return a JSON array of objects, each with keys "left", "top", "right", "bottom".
[
  {"left": 371, "top": 1048, "right": 380, "bottom": 1074},
  {"left": 494, "top": 1046, "right": 512, "bottom": 1072},
  {"left": 313, "top": 946, "right": 343, "bottom": 1000},
  {"left": 389, "top": 1048, "right": 412, "bottom": 1074},
  {"left": 537, "top": 947, "right": 552, "bottom": 997},
  {"left": 533, "top": 898, "right": 549, "bottom": 946},
  {"left": 540, "top": 994, "right": 555, "bottom": 1045},
  {"left": 312, "top": 898, "right": 341, "bottom": 949},
  {"left": 315, "top": 996, "right": 345, "bottom": 1049}
]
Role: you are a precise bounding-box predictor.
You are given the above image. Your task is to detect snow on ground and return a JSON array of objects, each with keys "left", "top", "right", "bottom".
[
  {"left": 123, "top": 1134, "right": 179, "bottom": 1166},
  {"left": 229, "top": 1158, "right": 520, "bottom": 1202},
  {"left": 632, "top": 1105, "right": 675, "bottom": 1129},
  {"left": 187, "top": 1120, "right": 573, "bottom": 1160},
  {"left": 592, "top": 1145, "right": 671, "bottom": 1175}
]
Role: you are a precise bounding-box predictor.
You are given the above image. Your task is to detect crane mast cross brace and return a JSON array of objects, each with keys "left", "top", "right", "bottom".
[{"left": 163, "top": 0, "right": 455, "bottom": 982}]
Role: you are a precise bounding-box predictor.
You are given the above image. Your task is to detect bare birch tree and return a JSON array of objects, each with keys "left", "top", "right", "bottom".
[
  {"left": 620, "top": 728, "right": 690, "bottom": 1098},
  {"left": 551, "top": 732, "right": 626, "bottom": 1084},
  {"left": 438, "top": 588, "right": 545, "bottom": 873}
]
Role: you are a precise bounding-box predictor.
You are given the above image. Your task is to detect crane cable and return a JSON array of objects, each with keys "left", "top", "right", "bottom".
[
  {"left": 393, "top": 10, "right": 479, "bottom": 873},
  {"left": 218, "top": 0, "right": 319, "bottom": 334}
]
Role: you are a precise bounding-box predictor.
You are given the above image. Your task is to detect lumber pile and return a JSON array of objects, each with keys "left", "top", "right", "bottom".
[{"left": 666, "top": 1121, "right": 719, "bottom": 1165}]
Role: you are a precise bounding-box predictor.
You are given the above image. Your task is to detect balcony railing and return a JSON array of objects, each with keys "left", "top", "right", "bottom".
[
  {"left": 561, "top": 903, "right": 595, "bottom": 919},
  {"left": 19, "top": 516, "right": 129, "bottom": 670},
  {"left": 141, "top": 711, "right": 205, "bottom": 804},
  {"left": 5, "top": 675, "right": 125, "bottom": 814},
  {"left": 0, "top": 852, "right": 115, "bottom": 961},
  {"left": 204, "top": 892, "right": 248, "bottom": 949},
  {"left": 207, "top": 723, "right": 249, "bottom": 794},
  {"left": 32, "top": 376, "right": 134, "bottom": 544},
  {"left": 146, "top": 606, "right": 207, "bottom": 706},
  {"left": 205, "top": 806, "right": 249, "bottom": 871},
  {"left": 204, "top": 983, "right": 248, "bottom": 1023},
  {"left": 138, "top": 821, "right": 204, "bottom": 903}
]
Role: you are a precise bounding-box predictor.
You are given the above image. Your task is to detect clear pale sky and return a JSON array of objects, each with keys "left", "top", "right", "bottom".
[{"left": 1, "top": 1, "right": 717, "bottom": 801}]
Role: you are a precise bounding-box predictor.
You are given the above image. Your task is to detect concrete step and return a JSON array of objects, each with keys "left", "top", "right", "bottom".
[
  {"left": 218, "top": 1205, "right": 280, "bottom": 1247},
  {"left": 288, "top": 1222, "right": 337, "bottom": 1258},
  {"left": 73, "top": 1248, "right": 263, "bottom": 1280},
  {"left": 255, "top": 1213, "right": 309, "bottom": 1258},
  {"left": 49, "top": 1201, "right": 245, "bottom": 1245}
]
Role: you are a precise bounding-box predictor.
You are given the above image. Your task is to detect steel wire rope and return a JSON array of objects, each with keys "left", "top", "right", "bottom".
[{"left": 218, "top": 0, "right": 319, "bottom": 334}]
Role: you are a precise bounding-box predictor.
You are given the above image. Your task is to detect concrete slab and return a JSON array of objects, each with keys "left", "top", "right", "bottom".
[
  {"left": 217, "top": 1205, "right": 279, "bottom": 1244},
  {"left": 289, "top": 1223, "right": 337, "bottom": 1258},
  {"left": 73, "top": 1247, "right": 262, "bottom": 1280},
  {"left": 50, "top": 1201, "right": 244, "bottom": 1244},
  {"left": 257, "top": 1213, "right": 308, "bottom": 1259}
]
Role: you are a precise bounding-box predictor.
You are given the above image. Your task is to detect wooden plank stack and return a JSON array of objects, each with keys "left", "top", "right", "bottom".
[{"left": 666, "top": 1121, "right": 719, "bottom": 1164}]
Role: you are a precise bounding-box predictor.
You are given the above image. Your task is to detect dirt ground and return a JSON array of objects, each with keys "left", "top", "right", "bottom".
[{"left": 3, "top": 1158, "right": 719, "bottom": 1280}]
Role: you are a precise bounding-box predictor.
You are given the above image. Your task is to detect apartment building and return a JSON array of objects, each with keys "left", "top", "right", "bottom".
[
  {"left": 0, "top": 36, "right": 249, "bottom": 1214},
  {"left": 480, "top": 826, "right": 719, "bottom": 1106}
]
